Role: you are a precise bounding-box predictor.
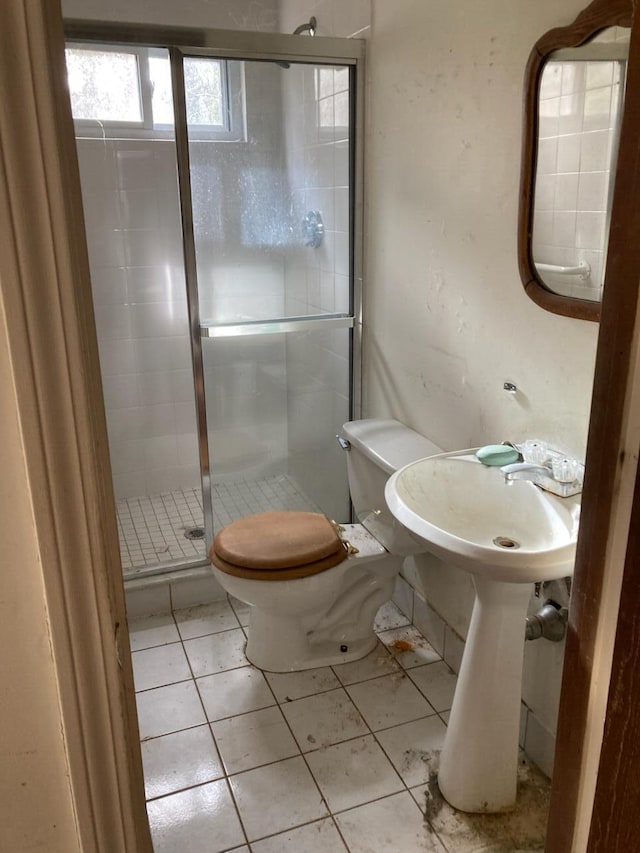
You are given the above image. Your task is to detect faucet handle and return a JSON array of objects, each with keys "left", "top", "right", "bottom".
[
  {"left": 522, "top": 439, "right": 548, "bottom": 465},
  {"left": 551, "top": 457, "right": 583, "bottom": 484}
]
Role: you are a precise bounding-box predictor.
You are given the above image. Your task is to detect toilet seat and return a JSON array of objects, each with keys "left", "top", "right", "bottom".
[{"left": 210, "top": 511, "right": 349, "bottom": 581}]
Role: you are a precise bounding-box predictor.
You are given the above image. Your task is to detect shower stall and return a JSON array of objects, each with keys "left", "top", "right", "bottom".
[{"left": 64, "top": 21, "right": 364, "bottom": 579}]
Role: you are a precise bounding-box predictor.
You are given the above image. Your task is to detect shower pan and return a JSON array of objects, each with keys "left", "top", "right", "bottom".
[{"left": 65, "top": 21, "right": 364, "bottom": 580}]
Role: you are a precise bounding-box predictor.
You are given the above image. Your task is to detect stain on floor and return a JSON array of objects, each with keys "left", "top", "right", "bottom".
[
  {"left": 391, "top": 638, "right": 415, "bottom": 653},
  {"left": 417, "top": 752, "right": 549, "bottom": 852}
]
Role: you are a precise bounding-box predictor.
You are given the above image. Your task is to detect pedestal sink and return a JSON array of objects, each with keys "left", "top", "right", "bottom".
[{"left": 385, "top": 450, "right": 580, "bottom": 813}]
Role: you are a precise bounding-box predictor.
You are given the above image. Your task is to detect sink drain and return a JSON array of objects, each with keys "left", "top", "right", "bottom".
[
  {"left": 493, "top": 536, "right": 520, "bottom": 549},
  {"left": 184, "top": 527, "right": 205, "bottom": 541}
]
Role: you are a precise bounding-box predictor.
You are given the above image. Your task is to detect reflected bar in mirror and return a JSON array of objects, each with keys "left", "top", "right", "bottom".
[{"left": 536, "top": 261, "right": 591, "bottom": 280}]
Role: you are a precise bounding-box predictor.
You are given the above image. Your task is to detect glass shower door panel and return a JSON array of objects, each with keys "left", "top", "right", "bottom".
[
  {"left": 186, "top": 55, "right": 354, "bottom": 534},
  {"left": 201, "top": 328, "right": 351, "bottom": 532},
  {"left": 188, "top": 58, "right": 351, "bottom": 327},
  {"left": 69, "top": 44, "right": 202, "bottom": 577}
]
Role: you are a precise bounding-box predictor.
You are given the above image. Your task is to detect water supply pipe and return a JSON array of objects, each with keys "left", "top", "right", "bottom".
[{"left": 525, "top": 600, "right": 568, "bottom": 642}]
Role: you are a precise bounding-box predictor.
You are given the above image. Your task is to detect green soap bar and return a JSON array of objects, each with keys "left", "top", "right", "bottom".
[{"left": 475, "top": 445, "right": 520, "bottom": 466}]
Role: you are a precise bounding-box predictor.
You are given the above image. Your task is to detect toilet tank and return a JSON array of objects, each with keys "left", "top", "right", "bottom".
[{"left": 339, "top": 419, "right": 442, "bottom": 555}]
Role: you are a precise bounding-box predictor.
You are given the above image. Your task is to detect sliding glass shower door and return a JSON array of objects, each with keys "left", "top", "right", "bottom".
[
  {"left": 178, "top": 54, "right": 356, "bottom": 544},
  {"left": 66, "top": 23, "right": 363, "bottom": 577}
]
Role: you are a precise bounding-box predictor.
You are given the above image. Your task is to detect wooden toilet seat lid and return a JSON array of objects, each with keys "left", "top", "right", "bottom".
[{"left": 210, "top": 511, "right": 348, "bottom": 581}]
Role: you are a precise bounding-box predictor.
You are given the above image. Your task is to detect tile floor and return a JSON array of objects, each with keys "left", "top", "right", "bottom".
[
  {"left": 130, "top": 600, "right": 550, "bottom": 852},
  {"left": 118, "top": 475, "right": 320, "bottom": 575}
]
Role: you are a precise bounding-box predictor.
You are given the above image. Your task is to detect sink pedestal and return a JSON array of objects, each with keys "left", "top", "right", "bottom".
[{"left": 438, "top": 576, "right": 533, "bottom": 813}]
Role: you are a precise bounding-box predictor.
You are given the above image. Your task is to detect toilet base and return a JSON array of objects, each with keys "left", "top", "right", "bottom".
[
  {"left": 246, "top": 617, "right": 378, "bottom": 672},
  {"left": 212, "top": 524, "right": 401, "bottom": 673}
]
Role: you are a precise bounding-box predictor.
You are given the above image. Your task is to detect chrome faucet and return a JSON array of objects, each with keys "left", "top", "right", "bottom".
[
  {"left": 500, "top": 451, "right": 583, "bottom": 498},
  {"left": 501, "top": 462, "right": 553, "bottom": 484}
]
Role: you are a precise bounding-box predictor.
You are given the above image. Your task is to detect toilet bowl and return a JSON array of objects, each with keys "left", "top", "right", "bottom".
[{"left": 210, "top": 419, "right": 441, "bottom": 672}]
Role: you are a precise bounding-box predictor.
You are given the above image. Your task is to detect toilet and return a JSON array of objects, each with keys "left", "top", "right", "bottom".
[{"left": 210, "top": 419, "right": 441, "bottom": 672}]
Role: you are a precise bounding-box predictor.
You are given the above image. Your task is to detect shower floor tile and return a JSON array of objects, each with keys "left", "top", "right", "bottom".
[
  {"left": 117, "top": 475, "right": 320, "bottom": 575},
  {"left": 117, "top": 487, "right": 205, "bottom": 573}
]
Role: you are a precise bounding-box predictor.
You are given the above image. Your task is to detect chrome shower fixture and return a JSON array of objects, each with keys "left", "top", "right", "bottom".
[
  {"left": 293, "top": 17, "right": 317, "bottom": 36},
  {"left": 276, "top": 17, "right": 318, "bottom": 68},
  {"left": 303, "top": 210, "right": 324, "bottom": 248}
]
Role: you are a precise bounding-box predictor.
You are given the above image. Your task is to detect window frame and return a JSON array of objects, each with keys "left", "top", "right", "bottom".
[{"left": 66, "top": 42, "right": 246, "bottom": 142}]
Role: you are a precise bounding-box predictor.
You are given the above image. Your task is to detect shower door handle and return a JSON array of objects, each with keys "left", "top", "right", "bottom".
[{"left": 200, "top": 314, "right": 354, "bottom": 338}]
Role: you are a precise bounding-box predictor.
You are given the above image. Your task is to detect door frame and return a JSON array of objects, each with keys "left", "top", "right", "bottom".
[
  {"left": 0, "top": 2, "right": 152, "bottom": 849},
  {"left": 546, "top": 5, "right": 640, "bottom": 850}
]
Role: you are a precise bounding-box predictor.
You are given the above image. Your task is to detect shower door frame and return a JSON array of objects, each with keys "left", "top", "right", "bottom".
[{"left": 65, "top": 20, "right": 365, "bottom": 578}]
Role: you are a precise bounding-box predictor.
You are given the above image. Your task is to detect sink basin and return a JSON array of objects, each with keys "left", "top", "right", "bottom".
[
  {"left": 385, "top": 449, "right": 580, "bottom": 582},
  {"left": 385, "top": 449, "right": 581, "bottom": 814}
]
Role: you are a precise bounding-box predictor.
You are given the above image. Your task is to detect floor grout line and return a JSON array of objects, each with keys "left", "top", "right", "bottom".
[
  {"left": 253, "top": 649, "right": 347, "bottom": 851},
  {"left": 137, "top": 601, "right": 550, "bottom": 852},
  {"left": 137, "top": 601, "right": 464, "bottom": 851},
  {"left": 179, "top": 606, "right": 253, "bottom": 852},
  {"left": 253, "top": 617, "right": 429, "bottom": 838}
]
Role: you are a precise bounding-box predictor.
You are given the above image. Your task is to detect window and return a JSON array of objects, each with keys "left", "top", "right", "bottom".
[
  {"left": 65, "top": 43, "right": 244, "bottom": 140},
  {"left": 66, "top": 48, "right": 143, "bottom": 122}
]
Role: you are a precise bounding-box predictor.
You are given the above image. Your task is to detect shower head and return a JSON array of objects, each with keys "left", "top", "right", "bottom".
[
  {"left": 275, "top": 17, "right": 317, "bottom": 68},
  {"left": 293, "top": 16, "right": 316, "bottom": 36}
]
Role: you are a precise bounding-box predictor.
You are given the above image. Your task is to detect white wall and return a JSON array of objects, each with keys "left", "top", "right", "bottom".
[
  {"left": 62, "top": 0, "right": 279, "bottom": 30},
  {"left": 279, "top": 0, "right": 371, "bottom": 39},
  {"left": 0, "top": 289, "right": 79, "bottom": 852},
  {"left": 364, "top": 1, "right": 597, "bottom": 456},
  {"left": 365, "top": 0, "right": 599, "bottom": 774}
]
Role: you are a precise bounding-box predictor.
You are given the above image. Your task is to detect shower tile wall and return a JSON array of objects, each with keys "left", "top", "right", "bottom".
[
  {"left": 281, "top": 64, "right": 352, "bottom": 521},
  {"left": 77, "top": 138, "right": 200, "bottom": 501},
  {"left": 191, "top": 63, "right": 289, "bottom": 326},
  {"left": 282, "top": 65, "right": 350, "bottom": 318}
]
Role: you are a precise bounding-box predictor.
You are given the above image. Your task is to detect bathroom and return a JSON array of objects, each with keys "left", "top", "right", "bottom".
[{"left": 3, "top": 0, "right": 635, "bottom": 850}]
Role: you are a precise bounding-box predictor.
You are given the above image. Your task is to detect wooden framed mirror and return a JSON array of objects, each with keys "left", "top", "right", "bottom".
[{"left": 518, "top": 0, "right": 632, "bottom": 322}]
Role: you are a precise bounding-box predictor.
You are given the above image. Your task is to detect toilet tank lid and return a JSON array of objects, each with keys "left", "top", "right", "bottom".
[{"left": 340, "top": 418, "right": 442, "bottom": 475}]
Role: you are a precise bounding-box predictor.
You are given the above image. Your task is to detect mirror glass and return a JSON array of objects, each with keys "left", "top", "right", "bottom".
[{"left": 531, "top": 27, "right": 629, "bottom": 301}]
